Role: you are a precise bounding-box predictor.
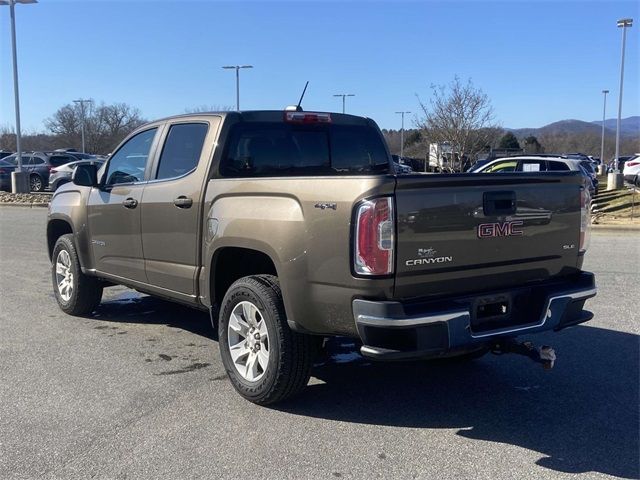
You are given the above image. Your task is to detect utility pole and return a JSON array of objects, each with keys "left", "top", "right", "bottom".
[
  {"left": 600, "top": 90, "right": 608, "bottom": 175},
  {"left": 333, "top": 93, "right": 355, "bottom": 114},
  {"left": 73, "top": 99, "right": 92, "bottom": 153},
  {"left": 2, "top": 0, "right": 38, "bottom": 193},
  {"left": 395, "top": 111, "right": 411, "bottom": 160},
  {"left": 222, "top": 65, "right": 253, "bottom": 111}
]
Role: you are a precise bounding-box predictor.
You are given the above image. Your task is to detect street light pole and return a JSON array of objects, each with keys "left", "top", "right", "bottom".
[
  {"left": 73, "top": 99, "right": 92, "bottom": 153},
  {"left": 395, "top": 111, "right": 411, "bottom": 160},
  {"left": 1, "top": 0, "right": 37, "bottom": 193},
  {"left": 333, "top": 94, "right": 355, "bottom": 114},
  {"left": 608, "top": 18, "right": 633, "bottom": 190},
  {"left": 600, "top": 90, "right": 608, "bottom": 174},
  {"left": 614, "top": 18, "right": 632, "bottom": 174},
  {"left": 222, "top": 65, "right": 253, "bottom": 111}
]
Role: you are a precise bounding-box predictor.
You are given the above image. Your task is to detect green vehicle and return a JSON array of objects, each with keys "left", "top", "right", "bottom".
[{"left": 47, "top": 110, "right": 596, "bottom": 404}]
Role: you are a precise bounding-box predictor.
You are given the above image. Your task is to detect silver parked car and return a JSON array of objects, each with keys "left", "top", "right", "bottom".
[{"left": 49, "top": 159, "right": 104, "bottom": 191}]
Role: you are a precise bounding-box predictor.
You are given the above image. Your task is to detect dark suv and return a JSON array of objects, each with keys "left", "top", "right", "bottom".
[{"left": 1, "top": 152, "right": 81, "bottom": 191}]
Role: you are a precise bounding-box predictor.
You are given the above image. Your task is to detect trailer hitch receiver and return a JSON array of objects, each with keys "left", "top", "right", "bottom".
[{"left": 491, "top": 339, "right": 556, "bottom": 370}]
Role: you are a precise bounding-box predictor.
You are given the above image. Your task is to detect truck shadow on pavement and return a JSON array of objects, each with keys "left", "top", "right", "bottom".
[
  {"left": 93, "top": 293, "right": 638, "bottom": 479},
  {"left": 288, "top": 327, "right": 639, "bottom": 479},
  {"left": 93, "top": 292, "right": 216, "bottom": 339}
]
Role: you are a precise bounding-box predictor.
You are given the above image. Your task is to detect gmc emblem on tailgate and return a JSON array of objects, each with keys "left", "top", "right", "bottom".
[{"left": 477, "top": 220, "right": 524, "bottom": 238}]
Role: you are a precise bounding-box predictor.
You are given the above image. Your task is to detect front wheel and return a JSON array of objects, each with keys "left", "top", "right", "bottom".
[
  {"left": 219, "top": 275, "right": 318, "bottom": 405},
  {"left": 52, "top": 234, "right": 103, "bottom": 315}
]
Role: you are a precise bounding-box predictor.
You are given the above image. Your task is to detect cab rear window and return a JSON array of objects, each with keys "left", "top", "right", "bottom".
[{"left": 220, "top": 122, "right": 390, "bottom": 177}]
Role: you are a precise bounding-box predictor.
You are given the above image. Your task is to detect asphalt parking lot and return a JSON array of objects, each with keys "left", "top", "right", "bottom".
[{"left": 0, "top": 206, "right": 638, "bottom": 480}]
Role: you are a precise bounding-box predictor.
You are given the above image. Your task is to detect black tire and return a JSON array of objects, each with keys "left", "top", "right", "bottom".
[
  {"left": 52, "top": 234, "right": 103, "bottom": 316},
  {"left": 30, "top": 174, "right": 44, "bottom": 192},
  {"left": 219, "top": 275, "right": 319, "bottom": 405}
]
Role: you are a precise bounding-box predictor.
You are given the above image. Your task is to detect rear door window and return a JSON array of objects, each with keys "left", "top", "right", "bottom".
[
  {"left": 155, "top": 123, "right": 209, "bottom": 180},
  {"left": 221, "top": 122, "right": 389, "bottom": 177}
]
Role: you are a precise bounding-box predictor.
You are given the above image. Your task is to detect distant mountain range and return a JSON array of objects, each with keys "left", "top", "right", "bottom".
[
  {"left": 591, "top": 116, "right": 639, "bottom": 136},
  {"left": 509, "top": 116, "right": 639, "bottom": 138}
]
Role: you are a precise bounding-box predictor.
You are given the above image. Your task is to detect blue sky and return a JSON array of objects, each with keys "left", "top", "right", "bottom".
[{"left": 1, "top": 0, "right": 638, "bottom": 132}]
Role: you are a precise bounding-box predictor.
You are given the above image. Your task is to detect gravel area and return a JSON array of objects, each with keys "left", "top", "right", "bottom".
[{"left": 0, "top": 192, "right": 51, "bottom": 205}]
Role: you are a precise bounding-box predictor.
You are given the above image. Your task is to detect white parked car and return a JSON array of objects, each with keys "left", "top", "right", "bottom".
[
  {"left": 472, "top": 155, "right": 598, "bottom": 196},
  {"left": 622, "top": 154, "right": 640, "bottom": 186}
]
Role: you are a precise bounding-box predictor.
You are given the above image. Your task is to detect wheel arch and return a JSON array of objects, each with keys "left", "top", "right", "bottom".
[
  {"left": 209, "top": 246, "right": 278, "bottom": 308},
  {"left": 47, "top": 218, "right": 74, "bottom": 261}
]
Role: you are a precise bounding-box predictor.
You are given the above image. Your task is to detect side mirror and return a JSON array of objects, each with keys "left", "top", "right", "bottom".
[{"left": 72, "top": 163, "right": 98, "bottom": 187}]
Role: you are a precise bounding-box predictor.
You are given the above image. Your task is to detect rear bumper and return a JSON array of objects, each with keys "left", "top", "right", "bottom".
[{"left": 353, "top": 272, "right": 596, "bottom": 360}]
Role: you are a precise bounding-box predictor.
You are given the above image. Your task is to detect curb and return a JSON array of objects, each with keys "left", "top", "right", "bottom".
[
  {"left": 592, "top": 223, "right": 640, "bottom": 232},
  {"left": 0, "top": 202, "right": 48, "bottom": 208}
]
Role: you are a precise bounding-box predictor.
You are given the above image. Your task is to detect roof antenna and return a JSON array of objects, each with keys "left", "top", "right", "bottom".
[
  {"left": 285, "top": 81, "right": 309, "bottom": 112},
  {"left": 296, "top": 80, "right": 309, "bottom": 112},
  {"left": 296, "top": 81, "right": 309, "bottom": 111}
]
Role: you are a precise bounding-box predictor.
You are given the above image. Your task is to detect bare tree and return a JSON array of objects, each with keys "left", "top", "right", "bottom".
[
  {"left": 184, "top": 104, "right": 234, "bottom": 113},
  {"left": 45, "top": 101, "right": 145, "bottom": 154},
  {"left": 0, "top": 125, "right": 16, "bottom": 151},
  {"left": 44, "top": 104, "right": 81, "bottom": 144},
  {"left": 417, "top": 77, "right": 501, "bottom": 171}
]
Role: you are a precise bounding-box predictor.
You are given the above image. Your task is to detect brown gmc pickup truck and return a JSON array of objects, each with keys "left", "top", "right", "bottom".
[{"left": 47, "top": 110, "right": 596, "bottom": 404}]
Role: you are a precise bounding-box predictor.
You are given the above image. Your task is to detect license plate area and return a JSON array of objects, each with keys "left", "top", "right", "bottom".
[{"left": 471, "top": 293, "right": 513, "bottom": 334}]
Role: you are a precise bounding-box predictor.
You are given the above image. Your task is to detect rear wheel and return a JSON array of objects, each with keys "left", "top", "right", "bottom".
[
  {"left": 219, "top": 275, "right": 318, "bottom": 404},
  {"left": 52, "top": 234, "right": 103, "bottom": 315},
  {"left": 30, "top": 174, "right": 44, "bottom": 192}
]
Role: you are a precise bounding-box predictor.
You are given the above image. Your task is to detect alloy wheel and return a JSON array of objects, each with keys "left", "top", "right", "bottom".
[
  {"left": 55, "top": 250, "right": 73, "bottom": 302},
  {"left": 227, "top": 301, "right": 270, "bottom": 382},
  {"left": 30, "top": 176, "right": 42, "bottom": 192}
]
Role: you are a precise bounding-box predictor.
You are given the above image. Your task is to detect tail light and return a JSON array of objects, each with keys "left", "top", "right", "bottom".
[
  {"left": 354, "top": 197, "right": 394, "bottom": 275},
  {"left": 284, "top": 111, "right": 332, "bottom": 124},
  {"left": 580, "top": 188, "right": 591, "bottom": 253},
  {"left": 50, "top": 168, "right": 58, "bottom": 173},
  {"left": 626, "top": 161, "right": 639, "bottom": 167}
]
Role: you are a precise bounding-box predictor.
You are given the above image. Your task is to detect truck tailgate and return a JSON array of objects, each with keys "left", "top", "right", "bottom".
[{"left": 394, "top": 173, "right": 584, "bottom": 299}]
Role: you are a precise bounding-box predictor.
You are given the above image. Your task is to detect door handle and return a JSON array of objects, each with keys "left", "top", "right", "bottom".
[
  {"left": 174, "top": 196, "right": 193, "bottom": 209},
  {"left": 123, "top": 197, "right": 138, "bottom": 209}
]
